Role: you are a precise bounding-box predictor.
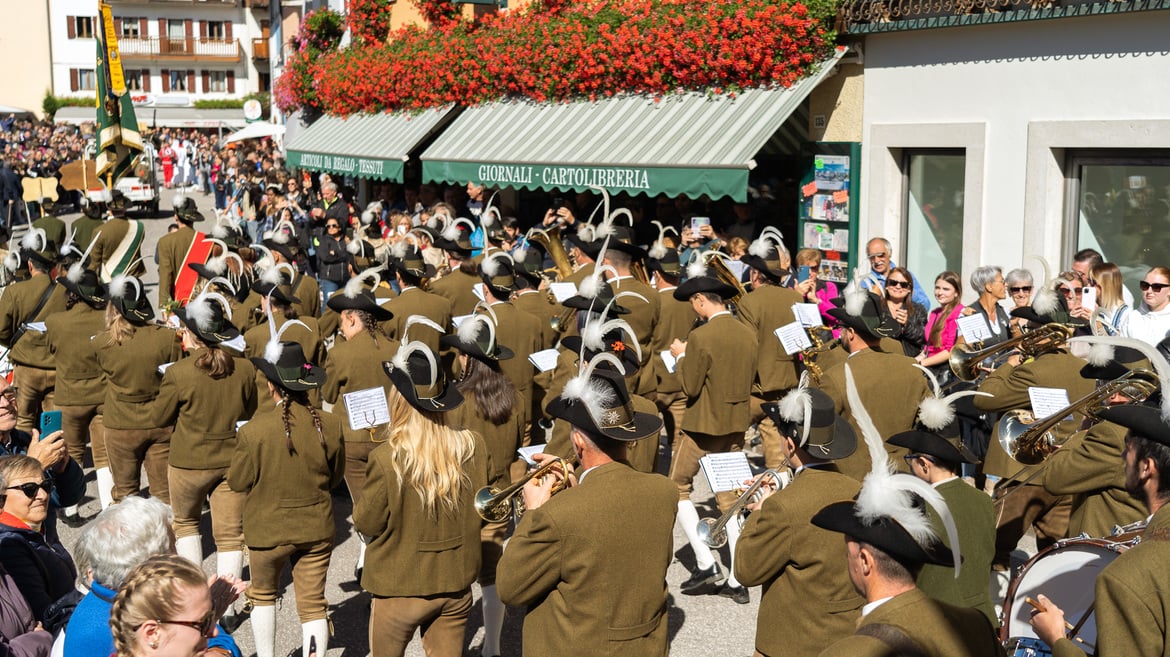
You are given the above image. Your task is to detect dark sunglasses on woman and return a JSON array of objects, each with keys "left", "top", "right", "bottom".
[{"left": 5, "top": 480, "right": 52, "bottom": 499}]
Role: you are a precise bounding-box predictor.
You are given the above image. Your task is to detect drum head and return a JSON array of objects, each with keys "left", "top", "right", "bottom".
[{"left": 1003, "top": 540, "right": 1120, "bottom": 647}]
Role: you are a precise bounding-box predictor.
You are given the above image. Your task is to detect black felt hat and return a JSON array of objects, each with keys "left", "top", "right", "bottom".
[
  {"left": 888, "top": 430, "right": 979, "bottom": 465},
  {"left": 383, "top": 345, "right": 464, "bottom": 413},
  {"left": 251, "top": 341, "right": 327, "bottom": 392},
  {"left": 1098, "top": 404, "right": 1170, "bottom": 449},
  {"left": 673, "top": 275, "right": 737, "bottom": 302},
  {"left": 546, "top": 366, "right": 662, "bottom": 442},
  {"left": 763, "top": 388, "right": 856, "bottom": 461},
  {"left": 741, "top": 245, "right": 786, "bottom": 282},
  {"left": 511, "top": 245, "right": 545, "bottom": 288},
  {"left": 58, "top": 265, "right": 107, "bottom": 309},
  {"left": 479, "top": 252, "right": 519, "bottom": 298},
  {"left": 433, "top": 219, "right": 476, "bottom": 256},
  {"left": 827, "top": 291, "right": 893, "bottom": 339},
  {"left": 251, "top": 268, "right": 302, "bottom": 307},
  {"left": 564, "top": 230, "right": 603, "bottom": 261},
  {"left": 326, "top": 287, "right": 394, "bottom": 322},
  {"left": 261, "top": 238, "right": 295, "bottom": 264},
  {"left": 1080, "top": 346, "right": 1150, "bottom": 381},
  {"left": 391, "top": 243, "right": 437, "bottom": 281},
  {"left": 173, "top": 194, "right": 206, "bottom": 223},
  {"left": 562, "top": 326, "right": 640, "bottom": 376},
  {"left": 177, "top": 294, "right": 241, "bottom": 346},
  {"left": 812, "top": 501, "right": 956, "bottom": 568},
  {"left": 440, "top": 314, "right": 513, "bottom": 363},
  {"left": 600, "top": 226, "right": 648, "bottom": 260},
  {"left": 108, "top": 275, "right": 154, "bottom": 325},
  {"left": 646, "top": 248, "right": 681, "bottom": 278},
  {"left": 562, "top": 281, "right": 631, "bottom": 315}
]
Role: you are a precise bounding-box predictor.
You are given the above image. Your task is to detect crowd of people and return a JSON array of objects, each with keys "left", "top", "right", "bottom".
[{"left": 0, "top": 153, "right": 1168, "bottom": 657}]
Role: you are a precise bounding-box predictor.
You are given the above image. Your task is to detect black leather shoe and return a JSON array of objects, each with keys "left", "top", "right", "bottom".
[
  {"left": 718, "top": 583, "right": 750, "bottom": 605},
  {"left": 60, "top": 513, "right": 87, "bottom": 529},
  {"left": 354, "top": 564, "right": 363, "bottom": 583},
  {"left": 680, "top": 563, "right": 722, "bottom": 594}
]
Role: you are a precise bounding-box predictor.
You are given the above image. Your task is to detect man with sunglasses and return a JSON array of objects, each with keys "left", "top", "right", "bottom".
[{"left": 860, "top": 237, "right": 931, "bottom": 309}]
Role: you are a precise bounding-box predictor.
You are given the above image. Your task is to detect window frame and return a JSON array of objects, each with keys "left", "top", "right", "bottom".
[
  {"left": 208, "top": 70, "right": 227, "bottom": 93},
  {"left": 206, "top": 21, "right": 227, "bottom": 40},
  {"left": 899, "top": 147, "right": 966, "bottom": 276},
  {"left": 169, "top": 69, "right": 188, "bottom": 92},
  {"left": 77, "top": 69, "right": 97, "bottom": 91},
  {"left": 74, "top": 16, "right": 95, "bottom": 39},
  {"left": 120, "top": 18, "right": 142, "bottom": 39}
]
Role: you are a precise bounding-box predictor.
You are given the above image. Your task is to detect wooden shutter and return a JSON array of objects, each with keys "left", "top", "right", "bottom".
[
  {"left": 227, "top": 70, "right": 235, "bottom": 94},
  {"left": 184, "top": 19, "right": 193, "bottom": 38},
  {"left": 199, "top": 21, "right": 207, "bottom": 39},
  {"left": 224, "top": 21, "right": 233, "bottom": 41},
  {"left": 114, "top": 17, "right": 122, "bottom": 34},
  {"left": 139, "top": 18, "right": 147, "bottom": 36},
  {"left": 142, "top": 69, "right": 152, "bottom": 92},
  {"left": 161, "top": 68, "right": 170, "bottom": 92},
  {"left": 67, "top": 17, "right": 76, "bottom": 39},
  {"left": 70, "top": 69, "right": 78, "bottom": 92},
  {"left": 187, "top": 70, "right": 195, "bottom": 92},
  {"left": 202, "top": 70, "right": 210, "bottom": 93},
  {"left": 158, "top": 18, "right": 166, "bottom": 38}
]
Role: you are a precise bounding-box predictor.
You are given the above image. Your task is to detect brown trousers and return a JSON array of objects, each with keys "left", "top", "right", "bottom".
[
  {"left": 57, "top": 404, "right": 105, "bottom": 468},
  {"left": 750, "top": 393, "right": 786, "bottom": 471},
  {"left": 168, "top": 465, "right": 245, "bottom": 552},
  {"left": 247, "top": 538, "right": 333, "bottom": 623},
  {"left": 104, "top": 426, "right": 172, "bottom": 504},
  {"left": 669, "top": 431, "right": 746, "bottom": 513},
  {"left": 369, "top": 589, "right": 473, "bottom": 657},
  {"left": 13, "top": 366, "right": 54, "bottom": 434},
  {"left": 344, "top": 439, "right": 378, "bottom": 507},
  {"left": 655, "top": 390, "right": 687, "bottom": 458},
  {"left": 993, "top": 481, "right": 1072, "bottom": 568}
]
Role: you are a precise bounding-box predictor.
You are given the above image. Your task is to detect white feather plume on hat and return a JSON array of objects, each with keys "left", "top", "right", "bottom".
[
  {"left": 441, "top": 218, "right": 474, "bottom": 243},
  {"left": 172, "top": 192, "right": 187, "bottom": 210},
  {"left": 777, "top": 371, "right": 813, "bottom": 447},
  {"left": 59, "top": 229, "right": 79, "bottom": 257},
  {"left": 914, "top": 364, "right": 992, "bottom": 432},
  {"left": 260, "top": 262, "right": 295, "bottom": 287},
  {"left": 250, "top": 244, "right": 274, "bottom": 272},
  {"left": 20, "top": 228, "right": 47, "bottom": 253},
  {"left": 843, "top": 268, "right": 869, "bottom": 317},
  {"left": 390, "top": 339, "right": 439, "bottom": 389},
  {"left": 480, "top": 191, "right": 501, "bottom": 229},
  {"left": 108, "top": 273, "right": 141, "bottom": 301},
  {"left": 577, "top": 236, "right": 615, "bottom": 300},
  {"left": 1069, "top": 335, "right": 1170, "bottom": 422},
  {"left": 3, "top": 251, "right": 20, "bottom": 274},
  {"left": 65, "top": 237, "right": 99, "bottom": 284},
  {"left": 263, "top": 288, "right": 311, "bottom": 365},
  {"left": 343, "top": 265, "right": 383, "bottom": 299},
  {"left": 1028, "top": 255, "right": 1060, "bottom": 317},
  {"left": 202, "top": 238, "right": 231, "bottom": 275},
  {"left": 562, "top": 352, "right": 625, "bottom": 421},
  {"left": 844, "top": 364, "right": 962, "bottom": 577},
  {"left": 186, "top": 290, "right": 233, "bottom": 332},
  {"left": 480, "top": 252, "right": 510, "bottom": 278},
  {"left": 457, "top": 312, "right": 498, "bottom": 353},
  {"left": 402, "top": 315, "right": 444, "bottom": 343},
  {"left": 748, "top": 226, "right": 786, "bottom": 259},
  {"left": 685, "top": 250, "right": 708, "bottom": 280},
  {"left": 648, "top": 220, "right": 678, "bottom": 260},
  {"left": 582, "top": 316, "right": 642, "bottom": 362}
]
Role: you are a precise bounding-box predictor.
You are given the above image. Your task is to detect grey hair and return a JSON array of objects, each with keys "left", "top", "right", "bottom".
[
  {"left": 1005, "top": 268, "right": 1034, "bottom": 287},
  {"left": 867, "top": 237, "right": 892, "bottom": 254},
  {"left": 321, "top": 182, "right": 338, "bottom": 194},
  {"left": 73, "top": 496, "right": 174, "bottom": 589},
  {"left": 970, "top": 265, "right": 1003, "bottom": 294}
]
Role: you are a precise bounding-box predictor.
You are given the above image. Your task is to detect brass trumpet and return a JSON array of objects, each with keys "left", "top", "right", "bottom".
[
  {"left": 474, "top": 458, "right": 571, "bottom": 522},
  {"left": 697, "top": 469, "right": 790, "bottom": 548},
  {"left": 998, "top": 368, "right": 1159, "bottom": 465},
  {"left": 949, "top": 323, "right": 1074, "bottom": 382}
]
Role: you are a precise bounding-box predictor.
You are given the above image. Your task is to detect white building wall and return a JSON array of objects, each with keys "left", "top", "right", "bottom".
[
  {"left": 50, "top": 0, "right": 101, "bottom": 98},
  {"left": 858, "top": 10, "right": 1170, "bottom": 289}
]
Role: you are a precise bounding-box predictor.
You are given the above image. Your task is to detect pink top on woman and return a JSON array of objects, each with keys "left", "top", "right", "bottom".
[{"left": 923, "top": 306, "right": 962, "bottom": 356}]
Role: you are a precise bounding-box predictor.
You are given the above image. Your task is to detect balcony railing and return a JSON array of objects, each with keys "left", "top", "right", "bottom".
[
  {"left": 119, "top": 37, "right": 242, "bottom": 61},
  {"left": 839, "top": 0, "right": 1170, "bottom": 32},
  {"left": 252, "top": 38, "right": 269, "bottom": 59}
]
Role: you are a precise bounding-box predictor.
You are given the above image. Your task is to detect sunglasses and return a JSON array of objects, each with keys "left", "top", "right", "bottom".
[
  {"left": 1058, "top": 287, "right": 1082, "bottom": 298},
  {"left": 326, "top": 224, "right": 340, "bottom": 229},
  {"left": 150, "top": 613, "right": 217, "bottom": 638},
  {"left": 867, "top": 252, "right": 889, "bottom": 260},
  {"left": 5, "top": 480, "right": 51, "bottom": 499},
  {"left": 1008, "top": 286, "right": 1033, "bottom": 294},
  {"left": 1140, "top": 281, "right": 1170, "bottom": 292},
  {"left": 886, "top": 280, "right": 911, "bottom": 290}
]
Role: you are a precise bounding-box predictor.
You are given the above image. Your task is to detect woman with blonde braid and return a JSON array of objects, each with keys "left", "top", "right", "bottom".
[
  {"left": 354, "top": 342, "right": 489, "bottom": 657},
  {"left": 109, "top": 555, "right": 216, "bottom": 657},
  {"left": 152, "top": 291, "right": 257, "bottom": 625},
  {"left": 228, "top": 340, "right": 343, "bottom": 657}
]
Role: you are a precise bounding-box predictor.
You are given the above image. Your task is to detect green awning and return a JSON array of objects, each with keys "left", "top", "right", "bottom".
[
  {"left": 285, "top": 106, "right": 456, "bottom": 181},
  {"left": 421, "top": 48, "right": 846, "bottom": 201}
]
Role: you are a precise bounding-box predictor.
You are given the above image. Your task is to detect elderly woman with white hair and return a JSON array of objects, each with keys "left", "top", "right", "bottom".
[
  {"left": 58, "top": 497, "right": 243, "bottom": 657},
  {"left": 962, "top": 265, "right": 1010, "bottom": 347},
  {"left": 1004, "top": 267, "right": 1035, "bottom": 337}
]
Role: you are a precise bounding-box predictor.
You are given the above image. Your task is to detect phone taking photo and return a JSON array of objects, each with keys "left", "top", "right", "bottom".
[
  {"left": 1081, "top": 286, "right": 1097, "bottom": 312},
  {"left": 39, "top": 410, "right": 62, "bottom": 438},
  {"left": 798, "top": 265, "right": 811, "bottom": 283}
]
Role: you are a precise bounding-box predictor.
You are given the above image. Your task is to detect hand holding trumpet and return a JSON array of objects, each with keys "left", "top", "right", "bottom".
[{"left": 520, "top": 454, "right": 574, "bottom": 513}]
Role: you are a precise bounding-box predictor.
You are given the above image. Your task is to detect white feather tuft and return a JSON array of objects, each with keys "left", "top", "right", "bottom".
[
  {"left": 360, "top": 210, "right": 376, "bottom": 226},
  {"left": 20, "top": 228, "right": 46, "bottom": 252},
  {"left": 264, "top": 339, "right": 284, "bottom": 365},
  {"left": 648, "top": 242, "right": 667, "bottom": 260},
  {"left": 481, "top": 253, "right": 506, "bottom": 278},
  {"left": 391, "top": 341, "right": 439, "bottom": 389},
  {"left": 1086, "top": 342, "right": 1115, "bottom": 367},
  {"left": 777, "top": 371, "right": 813, "bottom": 447},
  {"left": 918, "top": 396, "right": 956, "bottom": 432},
  {"left": 66, "top": 261, "right": 85, "bottom": 284},
  {"left": 3, "top": 251, "right": 20, "bottom": 273},
  {"left": 260, "top": 264, "right": 287, "bottom": 286},
  {"left": 686, "top": 254, "right": 708, "bottom": 280},
  {"left": 343, "top": 265, "right": 383, "bottom": 299},
  {"left": 211, "top": 222, "right": 231, "bottom": 239},
  {"left": 512, "top": 246, "right": 529, "bottom": 265},
  {"left": 576, "top": 223, "right": 596, "bottom": 242},
  {"left": 562, "top": 351, "right": 625, "bottom": 420},
  {"left": 441, "top": 218, "right": 474, "bottom": 243},
  {"left": 843, "top": 268, "right": 868, "bottom": 316},
  {"left": 1070, "top": 335, "right": 1170, "bottom": 422},
  {"left": 346, "top": 239, "right": 362, "bottom": 255},
  {"left": 402, "top": 315, "right": 444, "bottom": 343},
  {"left": 1032, "top": 286, "right": 1060, "bottom": 316},
  {"left": 578, "top": 272, "right": 603, "bottom": 300},
  {"left": 748, "top": 235, "right": 775, "bottom": 259},
  {"left": 173, "top": 193, "right": 187, "bottom": 210}
]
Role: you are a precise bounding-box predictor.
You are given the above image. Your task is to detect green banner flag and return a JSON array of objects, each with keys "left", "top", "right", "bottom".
[{"left": 95, "top": 2, "right": 142, "bottom": 182}]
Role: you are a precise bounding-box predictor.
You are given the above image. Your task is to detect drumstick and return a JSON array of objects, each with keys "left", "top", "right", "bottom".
[{"left": 1025, "top": 597, "right": 1092, "bottom": 646}]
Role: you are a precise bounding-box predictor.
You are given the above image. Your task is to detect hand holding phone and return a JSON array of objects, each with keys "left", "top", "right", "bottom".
[
  {"left": 39, "top": 410, "right": 62, "bottom": 437},
  {"left": 797, "top": 265, "right": 811, "bottom": 283},
  {"left": 1081, "top": 286, "right": 1098, "bottom": 312}
]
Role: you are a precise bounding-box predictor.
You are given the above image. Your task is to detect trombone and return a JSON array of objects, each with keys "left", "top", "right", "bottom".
[
  {"left": 696, "top": 469, "right": 791, "bottom": 548},
  {"left": 474, "top": 457, "right": 571, "bottom": 522},
  {"left": 949, "top": 323, "right": 1074, "bottom": 382}
]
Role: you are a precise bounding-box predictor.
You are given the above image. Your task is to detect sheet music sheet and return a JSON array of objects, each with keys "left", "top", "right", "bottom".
[
  {"left": 792, "top": 303, "right": 822, "bottom": 328},
  {"left": 528, "top": 348, "right": 560, "bottom": 373},
  {"left": 1028, "top": 387, "right": 1070, "bottom": 420},
  {"left": 344, "top": 387, "right": 391, "bottom": 431},
  {"left": 774, "top": 321, "right": 813, "bottom": 355},
  {"left": 957, "top": 314, "right": 992, "bottom": 344},
  {"left": 699, "top": 452, "right": 754, "bottom": 493}
]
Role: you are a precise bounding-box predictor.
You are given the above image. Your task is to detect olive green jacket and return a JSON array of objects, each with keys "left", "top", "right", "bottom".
[
  {"left": 610, "top": 276, "right": 660, "bottom": 396},
  {"left": 917, "top": 477, "right": 998, "bottom": 627},
  {"left": 1044, "top": 420, "right": 1146, "bottom": 538},
  {"left": 677, "top": 312, "right": 757, "bottom": 436},
  {"left": 449, "top": 393, "right": 519, "bottom": 488},
  {"left": 152, "top": 352, "right": 258, "bottom": 469},
  {"left": 45, "top": 303, "right": 106, "bottom": 405},
  {"left": 384, "top": 286, "right": 452, "bottom": 357},
  {"left": 93, "top": 325, "right": 181, "bottom": 429},
  {"left": 88, "top": 218, "right": 146, "bottom": 280},
  {"left": 738, "top": 283, "right": 804, "bottom": 395},
  {"left": 321, "top": 330, "right": 400, "bottom": 444},
  {"left": 650, "top": 287, "right": 694, "bottom": 396},
  {"left": 430, "top": 268, "right": 480, "bottom": 318},
  {"left": 0, "top": 274, "right": 67, "bottom": 368},
  {"left": 319, "top": 282, "right": 396, "bottom": 340},
  {"left": 487, "top": 301, "right": 542, "bottom": 427},
  {"left": 155, "top": 225, "right": 198, "bottom": 306}
]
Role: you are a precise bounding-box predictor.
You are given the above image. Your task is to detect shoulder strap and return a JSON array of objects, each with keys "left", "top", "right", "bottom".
[
  {"left": 855, "top": 623, "right": 930, "bottom": 657},
  {"left": 9, "top": 280, "right": 57, "bottom": 349}
]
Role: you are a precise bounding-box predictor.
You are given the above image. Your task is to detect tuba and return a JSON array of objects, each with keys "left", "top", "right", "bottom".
[
  {"left": 949, "top": 323, "right": 1075, "bottom": 382},
  {"left": 474, "top": 458, "right": 571, "bottom": 521},
  {"left": 998, "top": 368, "right": 1159, "bottom": 465},
  {"left": 527, "top": 227, "right": 574, "bottom": 280},
  {"left": 705, "top": 252, "right": 747, "bottom": 305}
]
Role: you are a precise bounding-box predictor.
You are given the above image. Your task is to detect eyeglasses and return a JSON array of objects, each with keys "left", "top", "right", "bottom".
[
  {"left": 1140, "top": 281, "right": 1170, "bottom": 292},
  {"left": 5, "top": 480, "right": 51, "bottom": 499},
  {"left": 867, "top": 252, "right": 889, "bottom": 260},
  {"left": 886, "top": 280, "right": 911, "bottom": 290},
  {"left": 326, "top": 224, "right": 340, "bottom": 229},
  {"left": 1008, "top": 286, "right": 1033, "bottom": 294},
  {"left": 151, "top": 614, "right": 217, "bottom": 639},
  {"left": 902, "top": 454, "right": 935, "bottom": 467}
]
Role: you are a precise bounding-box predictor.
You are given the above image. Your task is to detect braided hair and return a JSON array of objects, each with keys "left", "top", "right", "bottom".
[
  {"left": 352, "top": 309, "right": 379, "bottom": 347},
  {"left": 109, "top": 555, "right": 208, "bottom": 657},
  {"left": 278, "top": 387, "right": 325, "bottom": 455}
]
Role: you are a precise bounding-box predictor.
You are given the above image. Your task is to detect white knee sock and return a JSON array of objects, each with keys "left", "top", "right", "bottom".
[
  {"left": 62, "top": 504, "right": 79, "bottom": 517},
  {"left": 175, "top": 535, "right": 202, "bottom": 567},
  {"left": 356, "top": 541, "right": 367, "bottom": 571},
  {"left": 251, "top": 604, "right": 276, "bottom": 657},
  {"left": 95, "top": 467, "right": 114, "bottom": 509},
  {"left": 217, "top": 550, "right": 243, "bottom": 579},
  {"left": 725, "top": 515, "right": 743, "bottom": 589},
  {"left": 676, "top": 500, "right": 715, "bottom": 570},
  {"left": 302, "top": 618, "right": 329, "bottom": 657},
  {"left": 480, "top": 584, "right": 504, "bottom": 657}
]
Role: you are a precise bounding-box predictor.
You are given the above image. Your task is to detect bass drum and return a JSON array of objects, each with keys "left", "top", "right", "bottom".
[{"left": 1001, "top": 529, "right": 1144, "bottom": 655}]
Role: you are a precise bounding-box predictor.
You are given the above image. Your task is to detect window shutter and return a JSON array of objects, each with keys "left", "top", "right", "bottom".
[
  {"left": 142, "top": 69, "right": 152, "bottom": 92},
  {"left": 114, "top": 17, "right": 122, "bottom": 34},
  {"left": 185, "top": 19, "right": 193, "bottom": 38},
  {"left": 225, "top": 21, "right": 233, "bottom": 41},
  {"left": 202, "top": 70, "right": 210, "bottom": 93},
  {"left": 70, "top": 69, "right": 78, "bottom": 92},
  {"left": 187, "top": 70, "right": 195, "bottom": 92},
  {"left": 161, "top": 68, "right": 170, "bottom": 92},
  {"left": 139, "top": 18, "right": 147, "bottom": 36},
  {"left": 199, "top": 21, "right": 207, "bottom": 39},
  {"left": 67, "top": 17, "right": 76, "bottom": 39},
  {"left": 227, "top": 70, "right": 235, "bottom": 94}
]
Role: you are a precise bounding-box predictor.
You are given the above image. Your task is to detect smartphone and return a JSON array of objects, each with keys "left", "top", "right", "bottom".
[
  {"left": 39, "top": 410, "right": 62, "bottom": 437},
  {"left": 690, "top": 216, "right": 711, "bottom": 234},
  {"left": 1081, "top": 286, "right": 1098, "bottom": 312},
  {"left": 397, "top": 224, "right": 407, "bottom": 235},
  {"left": 798, "top": 265, "right": 811, "bottom": 283},
  {"left": 550, "top": 197, "right": 564, "bottom": 211}
]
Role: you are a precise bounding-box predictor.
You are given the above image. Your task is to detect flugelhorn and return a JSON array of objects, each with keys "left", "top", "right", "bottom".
[
  {"left": 697, "top": 469, "right": 791, "bottom": 548},
  {"left": 949, "top": 323, "right": 1074, "bottom": 382},
  {"left": 474, "top": 457, "right": 571, "bottom": 522},
  {"left": 998, "top": 368, "right": 1159, "bottom": 465}
]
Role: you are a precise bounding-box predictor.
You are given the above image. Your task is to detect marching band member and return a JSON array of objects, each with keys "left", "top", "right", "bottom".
[
  {"left": 156, "top": 195, "right": 207, "bottom": 308},
  {"left": 479, "top": 253, "right": 542, "bottom": 448},
  {"left": 384, "top": 242, "right": 451, "bottom": 356},
  {"left": 646, "top": 242, "right": 691, "bottom": 457},
  {"left": 429, "top": 220, "right": 481, "bottom": 317},
  {"left": 598, "top": 226, "right": 659, "bottom": 396}
]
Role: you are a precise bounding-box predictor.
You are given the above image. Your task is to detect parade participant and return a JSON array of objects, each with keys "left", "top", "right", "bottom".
[
  {"left": 262, "top": 227, "right": 320, "bottom": 318},
  {"left": 242, "top": 266, "right": 323, "bottom": 413},
  {"left": 318, "top": 263, "right": 395, "bottom": 341},
  {"left": 1031, "top": 400, "right": 1170, "bottom": 656},
  {"left": 818, "top": 287, "right": 931, "bottom": 480},
  {"left": 479, "top": 253, "right": 542, "bottom": 441},
  {"left": 498, "top": 363, "right": 675, "bottom": 657},
  {"left": 384, "top": 242, "right": 450, "bottom": 352},
  {"left": 94, "top": 274, "right": 180, "bottom": 504},
  {"left": 70, "top": 198, "right": 106, "bottom": 253},
  {"left": 647, "top": 235, "right": 691, "bottom": 456},
  {"left": 442, "top": 313, "right": 517, "bottom": 657},
  {"left": 88, "top": 191, "right": 146, "bottom": 283},
  {"left": 1042, "top": 338, "right": 1160, "bottom": 537},
  {"left": 509, "top": 245, "right": 558, "bottom": 428},
  {"left": 733, "top": 383, "right": 864, "bottom": 657},
  {"left": 598, "top": 226, "right": 659, "bottom": 396},
  {"left": 813, "top": 366, "right": 1002, "bottom": 656},
  {"left": 430, "top": 220, "right": 480, "bottom": 317},
  {"left": 668, "top": 264, "right": 758, "bottom": 603},
  {"left": 45, "top": 258, "right": 109, "bottom": 520},
  {"left": 229, "top": 341, "right": 344, "bottom": 657},
  {"left": 562, "top": 223, "right": 598, "bottom": 287},
  {"left": 151, "top": 292, "right": 257, "bottom": 611},
  {"left": 0, "top": 229, "right": 66, "bottom": 434},
  {"left": 156, "top": 195, "right": 210, "bottom": 309},
  {"left": 739, "top": 229, "right": 804, "bottom": 471},
  {"left": 354, "top": 342, "right": 488, "bottom": 657}
]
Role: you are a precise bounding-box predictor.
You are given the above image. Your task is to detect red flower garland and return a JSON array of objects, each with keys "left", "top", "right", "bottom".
[
  {"left": 276, "top": 0, "right": 833, "bottom": 115},
  {"left": 348, "top": 0, "right": 394, "bottom": 45}
]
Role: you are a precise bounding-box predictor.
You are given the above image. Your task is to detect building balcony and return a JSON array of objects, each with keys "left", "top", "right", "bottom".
[
  {"left": 119, "top": 37, "right": 242, "bottom": 62},
  {"left": 252, "top": 38, "right": 269, "bottom": 59},
  {"left": 108, "top": 0, "right": 240, "bottom": 5},
  {"left": 246, "top": 0, "right": 269, "bottom": 9}
]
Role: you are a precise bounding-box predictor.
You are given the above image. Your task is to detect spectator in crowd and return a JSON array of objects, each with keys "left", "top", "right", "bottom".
[
  {"left": 1004, "top": 267, "right": 1035, "bottom": 337},
  {"left": 861, "top": 237, "right": 932, "bottom": 309}
]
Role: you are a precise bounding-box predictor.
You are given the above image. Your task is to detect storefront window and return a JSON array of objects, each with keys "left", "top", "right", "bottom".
[
  {"left": 903, "top": 151, "right": 965, "bottom": 283},
  {"left": 1073, "top": 155, "right": 1170, "bottom": 301}
]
